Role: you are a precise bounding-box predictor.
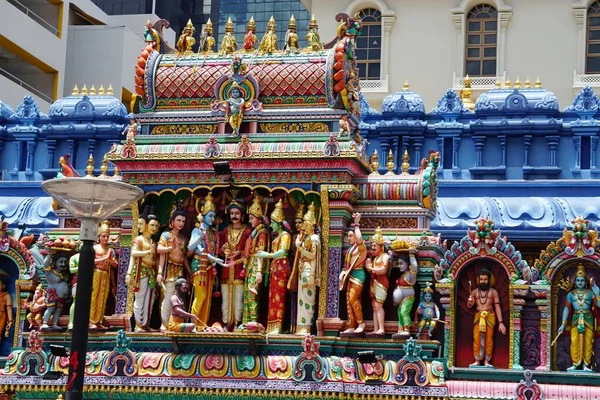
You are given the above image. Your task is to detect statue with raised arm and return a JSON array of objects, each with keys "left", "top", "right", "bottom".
[
  {"left": 393, "top": 248, "right": 419, "bottom": 336},
  {"left": 557, "top": 265, "right": 600, "bottom": 372},
  {"left": 188, "top": 193, "right": 223, "bottom": 328},
  {"left": 157, "top": 209, "right": 192, "bottom": 331},
  {"left": 365, "top": 227, "right": 390, "bottom": 336},
  {"left": 339, "top": 212, "right": 367, "bottom": 335},
  {"left": 417, "top": 283, "right": 440, "bottom": 338},
  {"left": 90, "top": 220, "right": 118, "bottom": 329},
  {"left": 127, "top": 214, "right": 159, "bottom": 332},
  {"left": 257, "top": 199, "right": 291, "bottom": 334},
  {"left": 168, "top": 278, "right": 201, "bottom": 333},
  {"left": 467, "top": 268, "right": 507, "bottom": 368}
]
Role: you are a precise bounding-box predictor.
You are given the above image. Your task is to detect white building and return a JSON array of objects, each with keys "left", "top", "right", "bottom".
[{"left": 0, "top": 0, "right": 174, "bottom": 112}]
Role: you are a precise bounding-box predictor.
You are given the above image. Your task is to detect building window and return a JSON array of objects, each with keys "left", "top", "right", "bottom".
[
  {"left": 356, "top": 8, "right": 381, "bottom": 81},
  {"left": 587, "top": 1, "right": 600, "bottom": 73},
  {"left": 465, "top": 4, "right": 497, "bottom": 77}
]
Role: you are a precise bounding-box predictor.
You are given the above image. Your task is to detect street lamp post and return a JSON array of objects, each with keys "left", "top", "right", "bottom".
[{"left": 42, "top": 177, "right": 143, "bottom": 400}]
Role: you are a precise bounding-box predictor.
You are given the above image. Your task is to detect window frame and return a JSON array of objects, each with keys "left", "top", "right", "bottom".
[
  {"left": 586, "top": 1, "right": 600, "bottom": 73},
  {"left": 464, "top": 4, "right": 498, "bottom": 77},
  {"left": 356, "top": 8, "right": 382, "bottom": 81}
]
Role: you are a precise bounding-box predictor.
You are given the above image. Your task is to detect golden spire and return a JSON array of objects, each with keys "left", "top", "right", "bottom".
[
  {"left": 225, "top": 17, "right": 234, "bottom": 33},
  {"left": 308, "top": 14, "right": 318, "bottom": 30},
  {"left": 504, "top": 76, "right": 512, "bottom": 88},
  {"left": 385, "top": 149, "right": 395, "bottom": 175},
  {"left": 206, "top": 18, "right": 214, "bottom": 35},
  {"left": 464, "top": 74, "right": 472, "bottom": 89},
  {"left": 514, "top": 76, "right": 521, "bottom": 89},
  {"left": 371, "top": 226, "right": 385, "bottom": 245},
  {"left": 107, "top": 84, "right": 114, "bottom": 96},
  {"left": 86, "top": 154, "right": 94, "bottom": 176},
  {"left": 99, "top": 154, "right": 108, "bottom": 177},
  {"left": 270, "top": 199, "right": 285, "bottom": 223},
  {"left": 288, "top": 14, "right": 297, "bottom": 31},
  {"left": 401, "top": 149, "right": 410, "bottom": 175},
  {"left": 248, "top": 195, "right": 264, "bottom": 218},
  {"left": 71, "top": 85, "right": 79, "bottom": 96},
  {"left": 81, "top": 84, "right": 88, "bottom": 95},
  {"left": 370, "top": 149, "right": 380, "bottom": 175},
  {"left": 247, "top": 16, "right": 256, "bottom": 32},
  {"left": 303, "top": 202, "right": 317, "bottom": 225},
  {"left": 186, "top": 18, "right": 194, "bottom": 31},
  {"left": 98, "top": 84, "right": 105, "bottom": 95},
  {"left": 201, "top": 192, "right": 217, "bottom": 215},
  {"left": 495, "top": 79, "right": 502, "bottom": 89},
  {"left": 113, "top": 165, "right": 121, "bottom": 178},
  {"left": 403, "top": 79, "right": 410, "bottom": 91},
  {"left": 89, "top": 84, "right": 96, "bottom": 95},
  {"left": 524, "top": 77, "right": 532, "bottom": 89},
  {"left": 535, "top": 76, "right": 542, "bottom": 88}
]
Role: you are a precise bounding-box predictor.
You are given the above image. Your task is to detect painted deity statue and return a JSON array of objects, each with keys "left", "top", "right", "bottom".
[
  {"left": 339, "top": 212, "right": 367, "bottom": 334},
  {"left": 90, "top": 220, "right": 118, "bottom": 329},
  {"left": 0, "top": 280, "right": 13, "bottom": 337},
  {"left": 127, "top": 214, "right": 159, "bottom": 332},
  {"left": 26, "top": 284, "right": 46, "bottom": 329},
  {"left": 176, "top": 19, "right": 196, "bottom": 54},
  {"left": 188, "top": 193, "right": 223, "bottom": 328},
  {"left": 305, "top": 15, "right": 324, "bottom": 51},
  {"left": 158, "top": 210, "right": 192, "bottom": 331},
  {"left": 41, "top": 252, "right": 71, "bottom": 330},
  {"left": 219, "top": 18, "right": 238, "bottom": 56},
  {"left": 365, "top": 227, "right": 390, "bottom": 336},
  {"left": 392, "top": 248, "right": 419, "bottom": 336},
  {"left": 220, "top": 199, "right": 252, "bottom": 331},
  {"left": 223, "top": 83, "right": 246, "bottom": 137},
  {"left": 417, "top": 283, "right": 440, "bottom": 337},
  {"left": 257, "top": 199, "right": 291, "bottom": 334},
  {"left": 284, "top": 15, "right": 299, "bottom": 54},
  {"left": 198, "top": 19, "right": 215, "bottom": 53},
  {"left": 466, "top": 268, "right": 506, "bottom": 368},
  {"left": 243, "top": 17, "right": 257, "bottom": 51},
  {"left": 242, "top": 196, "right": 269, "bottom": 325},
  {"left": 67, "top": 251, "right": 79, "bottom": 330},
  {"left": 168, "top": 278, "right": 200, "bottom": 333},
  {"left": 287, "top": 202, "right": 306, "bottom": 333},
  {"left": 338, "top": 114, "right": 350, "bottom": 137},
  {"left": 259, "top": 17, "right": 278, "bottom": 55},
  {"left": 558, "top": 265, "right": 600, "bottom": 371},
  {"left": 293, "top": 202, "right": 320, "bottom": 334}
]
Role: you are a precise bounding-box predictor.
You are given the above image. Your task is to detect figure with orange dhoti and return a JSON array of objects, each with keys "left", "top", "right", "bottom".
[
  {"left": 127, "top": 214, "right": 159, "bottom": 332},
  {"left": 338, "top": 212, "right": 367, "bottom": 335},
  {"left": 365, "top": 227, "right": 390, "bottom": 336},
  {"left": 26, "top": 284, "right": 46, "bottom": 329},
  {"left": 393, "top": 247, "right": 419, "bottom": 336},
  {"left": 220, "top": 199, "right": 252, "bottom": 331},
  {"left": 187, "top": 193, "right": 223, "bottom": 328},
  {"left": 157, "top": 209, "right": 192, "bottom": 331},
  {"left": 257, "top": 199, "right": 291, "bottom": 334},
  {"left": 243, "top": 17, "right": 257, "bottom": 51},
  {"left": 293, "top": 202, "right": 320, "bottom": 335},
  {"left": 168, "top": 278, "right": 201, "bottom": 333},
  {"left": 466, "top": 268, "right": 506, "bottom": 368},
  {"left": 0, "top": 280, "right": 13, "bottom": 338},
  {"left": 242, "top": 196, "right": 269, "bottom": 325},
  {"left": 89, "top": 220, "right": 118, "bottom": 329}
]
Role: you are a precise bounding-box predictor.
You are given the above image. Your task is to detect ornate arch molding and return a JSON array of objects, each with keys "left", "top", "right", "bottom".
[
  {"left": 0, "top": 238, "right": 35, "bottom": 279},
  {"left": 0, "top": 249, "right": 28, "bottom": 277},
  {"left": 572, "top": 1, "right": 599, "bottom": 76},
  {"left": 345, "top": 0, "right": 396, "bottom": 81},
  {"left": 451, "top": 0, "right": 513, "bottom": 78}
]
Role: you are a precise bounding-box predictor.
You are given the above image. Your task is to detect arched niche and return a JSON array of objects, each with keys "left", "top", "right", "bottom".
[{"left": 0, "top": 257, "right": 20, "bottom": 356}]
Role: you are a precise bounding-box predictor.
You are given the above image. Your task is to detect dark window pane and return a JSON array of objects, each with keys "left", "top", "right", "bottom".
[
  {"left": 485, "top": 20, "right": 497, "bottom": 31},
  {"left": 357, "top": 63, "right": 367, "bottom": 79},
  {"left": 368, "top": 63, "right": 381, "bottom": 79},
  {"left": 482, "top": 60, "right": 496, "bottom": 76},
  {"left": 370, "top": 24, "right": 381, "bottom": 36},
  {"left": 484, "top": 47, "right": 496, "bottom": 57},
  {"left": 356, "top": 49, "right": 368, "bottom": 59},
  {"left": 590, "top": 17, "right": 600, "bottom": 26},
  {"left": 589, "top": 43, "right": 600, "bottom": 54},
  {"left": 370, "top": 38, "right": 380, "bottom": 47},
  {"left": 468, "top": 35, "right": 481, "bottom": 44},
  {"left": 357, "top": 37, "right": 368, "bottom": 49},
  {"left": 468, "top": 21, "right": 481, "bottom": 31},
  {"left": 466, "top": 60, "right": 480, "bottom": 76},
  {"left": 484, "top": 34, "right": 497, "bottom": 44},
  {"left": 467, "top": 48, "right": 480, "bottom": 58},
  {"left": 589, "top": 30, "right": 600, "bottom": 40},
  {"left": 369, "top": 48, "right": 381, "bottom": 59}
]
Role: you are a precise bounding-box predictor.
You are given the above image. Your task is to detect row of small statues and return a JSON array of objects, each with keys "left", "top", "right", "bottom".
[{"left": 176, "top": 15, "right": 324, "bottom": 56}]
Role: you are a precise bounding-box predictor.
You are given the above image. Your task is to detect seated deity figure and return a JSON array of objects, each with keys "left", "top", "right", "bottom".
[
  {"left": 168, "top": 278, "right": 201, "bottom": 333},
  {"left": 26, "top": 284, "right": 46, "bottom": 329},
  {"left": 284, "top": 15, "right": 299, "bottom": 54},
  {"left": 157, "top": 209, "right": 191, "bottom": 331},
  {"left": 305, "top": 15, "right": 324, "bottom": 51},
  {"left": 417, "top": 283, "right": 440, "bottom": 338},
  {"left": 188, "top": 193, "right": 223, "bottom": 328},
  {"left": 466, "top": 268, "right": 506, "bottom": 368},
  {"left": 176, "top": 19, "right": 196, "bottom": 54},
  {"left": 219, "top": 18, "right": 238, "bottom": 56},
  {"left": 558, "top": 265, "right": 600, "bottom": 372},
  {"left": 259, "top": 17, "right": 278, "bottom": 55},
  {"left": 243, "top": 17, "right": 257, "bottom": 51},
  {"left": 256, "top": 199, "right": 291, "bottom": 334},
  {"left": 365, "top": 227, "right": 390, "bottom": 336},
  {"left": 127, "top": 214, "right": 160, "bottom": 332},
  {"left": 90, "top": 220, "right": 118, "bottom": 329}
]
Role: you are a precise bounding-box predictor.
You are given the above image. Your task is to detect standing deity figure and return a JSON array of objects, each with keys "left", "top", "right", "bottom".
[
  {"left": 157, "top": 210, "right": 192, "bottom": 331},
  {"left": 259, "top": 16, "right": 278, "bottom": 55},
  {"left": 257, "top": 199, "right": 291, "bottom": 334},
  {"left": 221, "top": 83, "right": 246, "bottom": 137},
  {"left": 0, "top": 280, "right": 12, "bottom": 337},
  {"left": 41, "top": 252, "right": 71, "bottom": 330},
  {"left": 168, "top": 278, "right": 201, "bottom": 333},
  {"left": 558, "top": 265, "right": 600, "bottom": 371},
  {"left": 393, "top": 248, "right": 419, "bottom": 336},
  {"left": 338, "top": 115, "right": 350, "bottom": 137},
  {"left": 284, "top": 15, "right": 299, "bottom": 54},
  {"left": 176, "top": 19, "right": 196, "bottom": 54},
  {"left": 305, "top": 15, "right": 324, "bottom": 51},
  {"left": 365, "top": 227, "right": 390, "bottom": 335},
  {"left": 127, "top": 214, "right": 159, "bottom": 332},
  {"left": 242, "top": 196, "right": 269, "bottom": 325},
  {"left": 26, "top": 284, "right": 46, "bottom": 329},
  {"left": 188, "top": 193, "right": 222, "bottom": 328},
  {"left": 67, "top": 251, "right": 79, "bottom": 330},
  {"left": 466, "top": 268, "right": 506, "bottom": 367},
  {"left": 219, "top": 17, "right": 238, "bottom": 56},
  {"left": 243, "top": 17, "right": 257, "bottom": 51},
  {"left": 417, "top": 283, "right": 440, "bottom": 337},
  {"left": 199, "top": 19, "right": 215, "bottom": 53},
  {"left": 220, "top": 199, "right": 252, "bottom": 331},
  {"left": 90, "top": 220, "right": 118, "bottom": 329},
  {"left": 338, "top": 212, "right": 367, "bottom": 334},
  {"left": 293, "top": 202, "right": 320, "bottom": 334},
  {"left": 287, "top": 202, "right": 306, "bottom": 332}
]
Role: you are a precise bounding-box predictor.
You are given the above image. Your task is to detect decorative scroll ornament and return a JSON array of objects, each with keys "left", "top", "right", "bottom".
[
  {"left": 236, "top": 134, "right": 253, "bottom": 157},
  {"left": 203, "top": 135, "right": 221, "bottom": 158},
  {"left": 563, "top": 216, "right": 598, "bottom": 257},
  {"left": 323, "top": 133, "right": 340, "bottom": 157},
  {"left": 395, "top": 338, "right": 428, "bottom": 386},
  {"left": 103, "top": 330, "right": 137, "bottom": 377},
  {"left": 6, "top": 330, "right": 49, "bottom": 376},
  {"left": 151, "top": 124, "right": 217, "bottom": 135},
  {"left": 259, "top": 122, "right": 328, "bottom": 133},
  {"left": 514, "top": 370, "right": 543, "bottom": 400},
  {"left": 292, "top": 335, "right": 326, "bottom": 382}
]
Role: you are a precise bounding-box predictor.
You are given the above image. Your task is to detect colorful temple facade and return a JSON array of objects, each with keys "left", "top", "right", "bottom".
[{"left": 0, "top": 11, "right": 598, "bottom": 400}]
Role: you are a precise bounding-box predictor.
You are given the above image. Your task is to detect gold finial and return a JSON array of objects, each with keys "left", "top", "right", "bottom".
[
  {"left": 308, "top": 14, "right": 318, "bottom": 30},
  {"left": 268, "top": 15, "right": 276, "bottom": 30},
  {"left": 385, "top": 149, "right": 395, "bottom": 175},
  {"left": 99, "top": 154, "right": 108, "bottom": 177},
  {"left": 107, "top": 84, "right": 114, "bottom": 96},
  {"left": 403, "top": 79, "right": 410, "bottom": 91},
  {"left": 535, "top": 76, "right": 542, "bottom": 88},
  {"left": 225, "top": 17, "right": 234, "bottom": 33},
  {"left": 524, "top": 77, "right": 532, "bottom": 89},
  {"left": 89, "top": 84, "right": 96, "bottom": 95},
  {"left": 98, "top": 84, "right": 105, "bottom": 95},
  {"left": 86, "top": 154, "right": 94, "bottom": 176},
  {"left": 247, "top": 16, "right": 256, "bottom": 32},
  {"left": 71, "top": 85, "right": 79, "bottom": 96},
  {"left": 56, "top": 395, "right": 64, "bottom": 400},
  {"left": 401, "top": 149, "right": 410, "bottom": 175},
  {"left": 371, "top": 226, "right": 385, "bottom": 245},
  {"left": 186, "top": 18, "right": 194, "bottom": 30},
  {"left": 504, "top": 76, "right": 512, "bottom": 88},
  {"left": 113, "top": 165, "right": 121, "bottom": 178},
  {"left": 81, "top": 84, "right": 88, "bottom": 95},
  {"left": 288, "top": 14, "right": 297, "bottom": 30},
  {"left": 270, "top": 199, "right": 285, "bottom": 223},
  {"left": 514, "top": 76, "right": 521, "bottom": 89},
  {"left": 495, "top": 79, "right": 502, "bottom": 89},
  {"left": 370, "top": 149, "right": 380, "bottom": 175},
  {"left": 464, "top": 74, "right": 472, "bottom": 89}
]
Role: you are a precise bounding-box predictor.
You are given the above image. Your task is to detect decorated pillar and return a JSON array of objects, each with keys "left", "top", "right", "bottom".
[
  {"left": 511, "top": 286, "right": 528, "bottom": 370},
  {"left": 68, "top": 139, "right": 79, "bottom": 168},
  {"left": 545, "top": 135, "right": 560, "bottom": 167},
  {"left": 10, "top": 141, "right": 21, "bottom": 179},
  {"left": 45, "top": 140, "right": 57, "bottom": 169},
  {"left": 532, "top": 285, "right": 550, "bottom": 371},
  {"left": 25, "top": 141, "right": 37, "bottom": 179}
]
